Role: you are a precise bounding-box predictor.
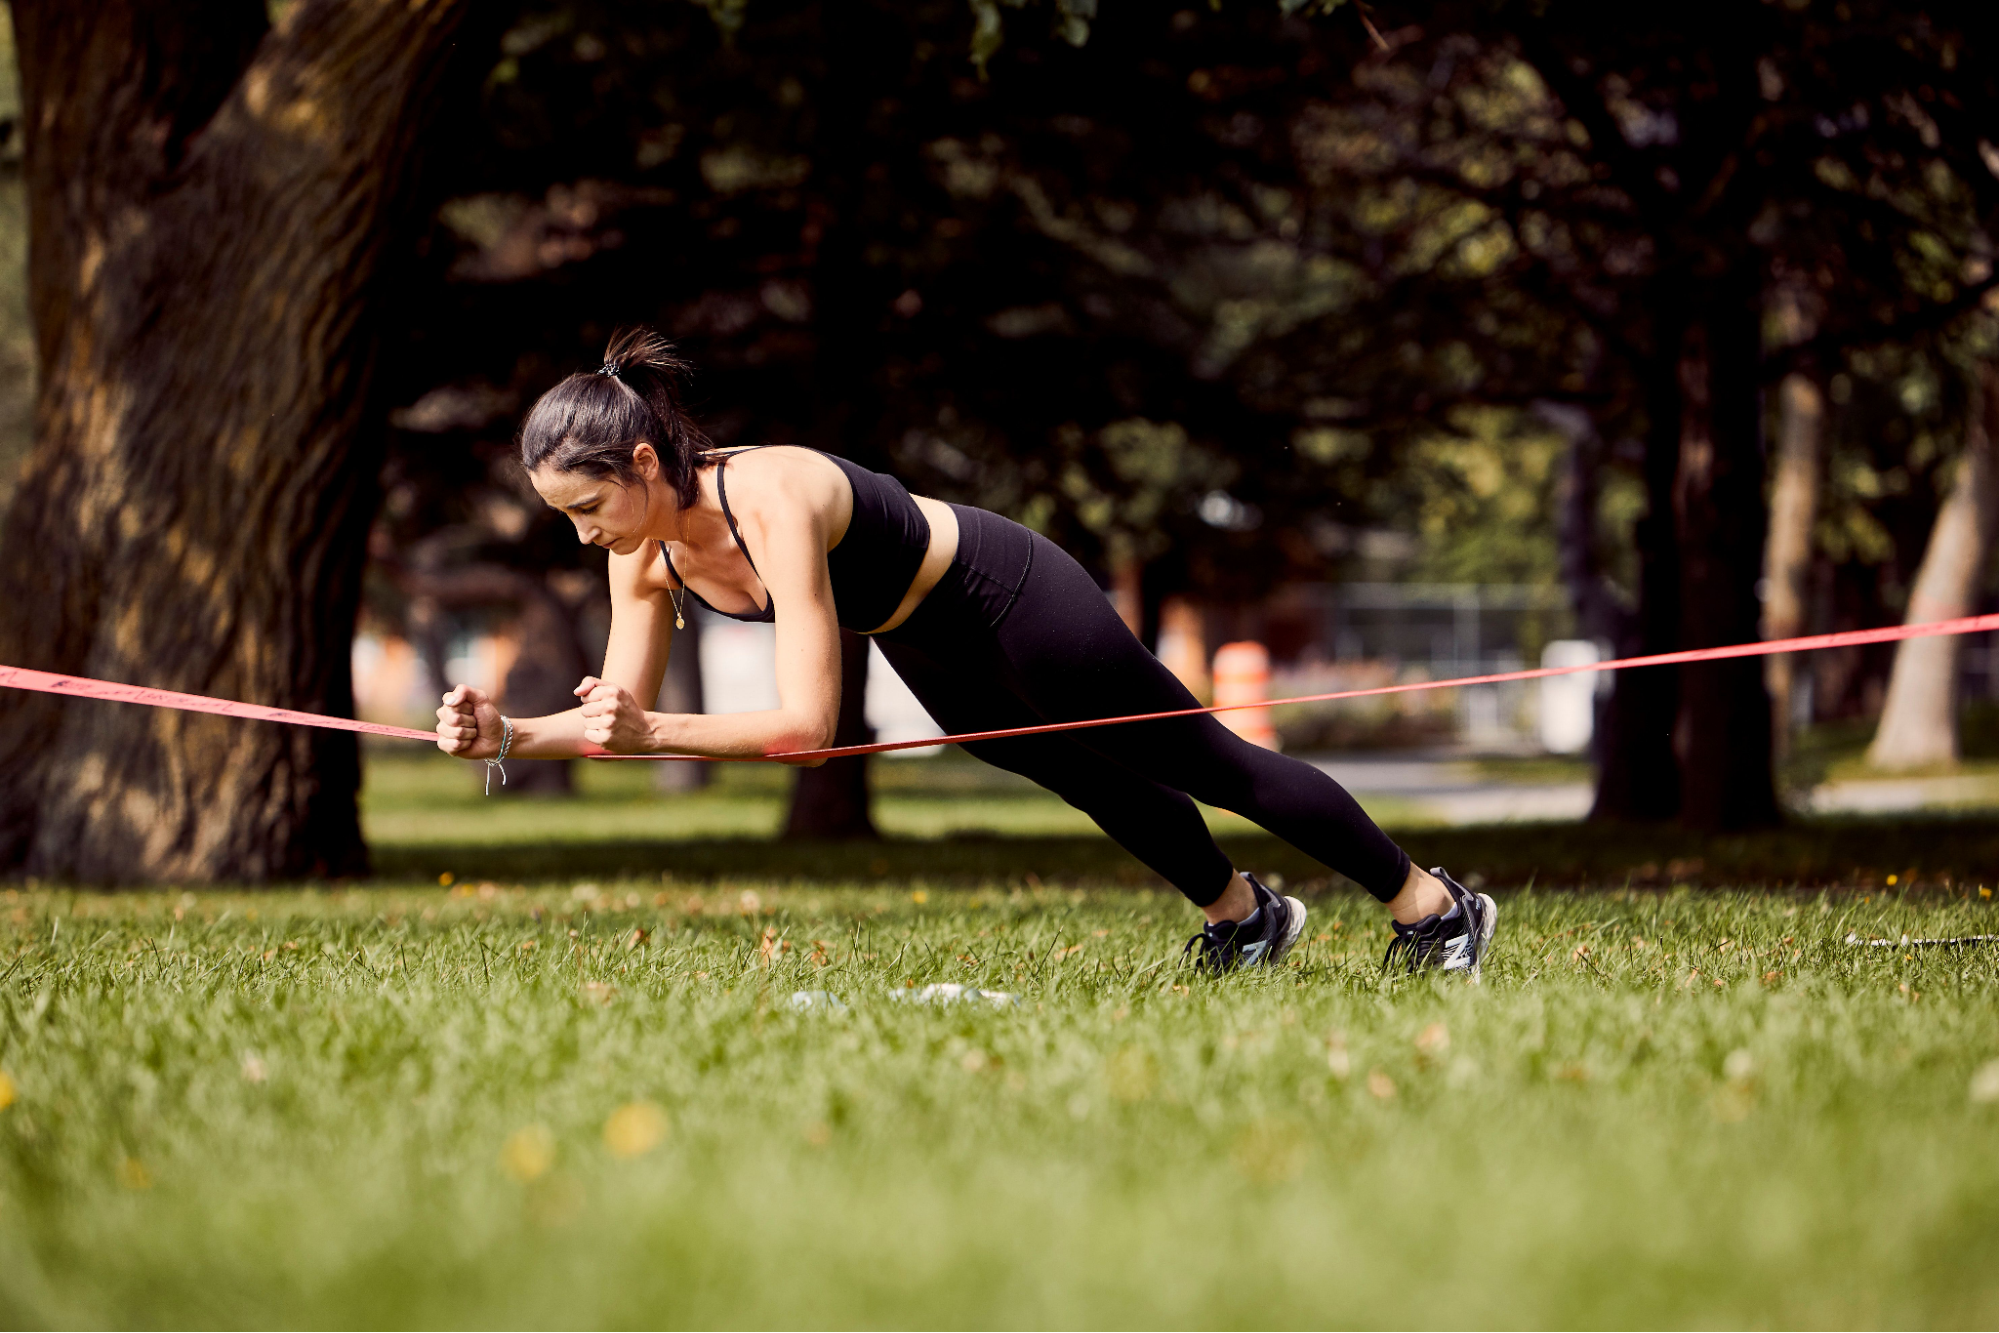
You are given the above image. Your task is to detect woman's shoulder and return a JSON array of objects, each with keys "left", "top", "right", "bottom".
[{"left": 713, "top": 445, "right": 847, "bottom": 511}]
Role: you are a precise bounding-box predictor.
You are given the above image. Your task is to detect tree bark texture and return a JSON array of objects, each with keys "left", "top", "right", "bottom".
[
  {"left": 783, "top": 630, "right": 878, "bottom": 840},
  {"left": 1673, "top": 283, "right": 1781, "bottom": 831},
  {"left": 1866, "top": 363, "right": 1999, "bottom": 771},
  {"left": 1761, "top": 371, "right": 1825, "bottom": 765},
  {"left": 0, "top": 0, "right": 474, "bottom": 880}
]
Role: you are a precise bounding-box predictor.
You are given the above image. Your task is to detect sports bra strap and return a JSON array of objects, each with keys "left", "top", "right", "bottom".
[{"left": 712, "top": 449, "right": 764, "bottom": 575}]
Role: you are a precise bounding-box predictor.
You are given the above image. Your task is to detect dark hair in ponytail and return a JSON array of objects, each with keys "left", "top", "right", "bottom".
[{"left": 519, "top": 328, "right": 711, "bottom": 507}]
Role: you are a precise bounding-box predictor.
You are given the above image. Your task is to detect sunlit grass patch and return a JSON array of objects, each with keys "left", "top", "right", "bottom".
[{"left": 1, "top": 881, "right": 1997, "bottom": 1326}]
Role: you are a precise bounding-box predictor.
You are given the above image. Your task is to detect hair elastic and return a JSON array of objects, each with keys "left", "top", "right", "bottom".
[{"left": 597, "top": 361, "right": 621, "bottom": 377}]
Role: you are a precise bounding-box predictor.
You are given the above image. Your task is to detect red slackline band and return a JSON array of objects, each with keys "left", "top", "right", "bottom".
[
  {"left": 0, "top": 664, "right": 438, "bottom": 743},
  {"left": 5, "top": 611, "right": 1999, "bottom": 764}
]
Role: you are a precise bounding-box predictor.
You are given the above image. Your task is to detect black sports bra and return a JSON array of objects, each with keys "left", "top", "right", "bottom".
[{"left": 659, "top": 446, "right": 932, "bottom": 633}]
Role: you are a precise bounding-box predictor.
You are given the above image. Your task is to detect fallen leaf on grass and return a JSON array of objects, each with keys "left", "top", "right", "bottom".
[
  {"left": 603, "top": 1102, "right": 669, "bottom": 1158},
  {"left": 501, "top": 1126, "right": 556, "bottom": 1182},
  {"left": 1415, "top": 1023, "right": 1450, "bottom": 1057},
  {"left": 1366, "top": 1069, "right": 1396, "bottom": 1100},
  {"left": 240, "top": 1053, "right": 267, "bottom": 1084},
  {"left": 0, "top": 1071, "right": 14, "bottom": 1110},
  {"left": 1325, "top": 1032, "right": 1351, "bottom": 1080},
  {"left": 1969, "top": 1060, "right": 1999, "bottom": 1104}
]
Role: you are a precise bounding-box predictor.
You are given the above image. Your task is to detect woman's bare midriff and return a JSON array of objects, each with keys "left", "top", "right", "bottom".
[{"left": 864, "top": 495, "right": 959, "bottom": 635}]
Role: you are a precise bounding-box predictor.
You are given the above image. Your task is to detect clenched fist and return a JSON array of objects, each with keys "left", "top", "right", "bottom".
[
  {"left": 576, "top": 676, "right": 653, "bottom": 752},
  {"left": 435, "top": 684, "right": 504, "bottom": 759}
]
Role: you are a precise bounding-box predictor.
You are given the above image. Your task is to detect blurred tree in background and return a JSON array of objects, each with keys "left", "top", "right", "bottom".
[{"left": 0, "top": 0, "right": 1995, "bottom": 878}]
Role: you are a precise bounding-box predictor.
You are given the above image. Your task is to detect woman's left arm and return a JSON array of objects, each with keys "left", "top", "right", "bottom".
[{"left": 576, "top": 484, "right": 845, "bottom": 763}]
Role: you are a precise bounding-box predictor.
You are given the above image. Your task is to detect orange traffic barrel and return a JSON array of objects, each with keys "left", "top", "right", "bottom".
[{"left": 1211, "top": 641, "right": 1278, "bottom": 750}]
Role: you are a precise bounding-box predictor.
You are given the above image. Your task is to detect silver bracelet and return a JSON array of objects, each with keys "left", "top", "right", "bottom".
[{"left": 484, "top": 715, "right": 514, "bottom": 796}]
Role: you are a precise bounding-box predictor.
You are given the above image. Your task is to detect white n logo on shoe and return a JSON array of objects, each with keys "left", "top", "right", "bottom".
[
  {"left": 1240, "top": 939, "right": 1271, "bottom": 965},
  {"left": 1441, "top": 934, "right": 1473, "bottom": 970}
]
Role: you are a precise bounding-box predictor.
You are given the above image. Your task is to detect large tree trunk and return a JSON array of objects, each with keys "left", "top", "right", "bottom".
[
  {"left": 1673, "top": 276, "right": 1781, "bottom": 831},
  {"left": 0, "top": 0, "right": 474, "bottom": 880},
  {"left": 1866, "top": 363, "right": 1999, "bottom": 771},
  {"left": 784, "top": 630, "right": 879, "bottom": 840},
  {"left": 1591, "top": 290, "right": 1684, "bottom": 822},
  {"left": 1762, "top": 371, "right": 1825, "bottom": 766}
]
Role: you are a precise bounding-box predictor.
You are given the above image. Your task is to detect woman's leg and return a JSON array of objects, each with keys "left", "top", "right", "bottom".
[
  {"left": 988, "top": 535, "right": 1414, "bottom": 903},
  {"left": 876, "top": 639, "right": 1237, "bottom": 905}
]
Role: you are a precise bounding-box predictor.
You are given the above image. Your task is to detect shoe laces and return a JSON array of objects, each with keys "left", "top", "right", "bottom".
[
  {"left": 1382, "top": 922, "right": 1427, "bottom": 973},
  {"left": 1183, "top": 919, "right": 1237, "bottom": 973}
]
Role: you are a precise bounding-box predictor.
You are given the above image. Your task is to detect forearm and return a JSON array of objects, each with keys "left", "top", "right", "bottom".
[
  {"left": 496, "top": 708, "right": 595, "bottom": 758},
  {"left": 645, "top": 708, "right": 835, "bottom": 762}
]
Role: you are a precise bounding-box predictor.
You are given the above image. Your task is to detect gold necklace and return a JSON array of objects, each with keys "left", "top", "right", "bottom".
[{"left": 666, "top": 511, "right": 689, "bottom": 629}]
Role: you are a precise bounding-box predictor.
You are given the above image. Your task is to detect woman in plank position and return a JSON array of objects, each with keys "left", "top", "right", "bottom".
[{"left": 435, "top": 330, "right": 1497, "bottom": 975}]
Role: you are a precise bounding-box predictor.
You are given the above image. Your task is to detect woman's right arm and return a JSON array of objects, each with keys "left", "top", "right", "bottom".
[{"left": 435, "top": 547, "right": 675, "bottom": 760}]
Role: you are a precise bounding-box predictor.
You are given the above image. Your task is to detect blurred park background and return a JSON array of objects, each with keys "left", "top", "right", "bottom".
[{"left": 2, "top": 0, "right": 1999, "bottom": 885}]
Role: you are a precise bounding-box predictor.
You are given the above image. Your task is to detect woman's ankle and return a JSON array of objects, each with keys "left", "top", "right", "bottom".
[
  {"left": 1201, "top": 871, "right": 1259, "bottom": 925},
  {"left": 1386, "top": 864, "right": 1452, "bottom": 925}
]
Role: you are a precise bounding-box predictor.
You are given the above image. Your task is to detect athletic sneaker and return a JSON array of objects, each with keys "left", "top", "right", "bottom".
[
  {"left": 1183, "top": 874, "right": 1308, "bottom": 975},
  {"left": 1383, "top": 867, "right": 1498, "bottom": 980}
]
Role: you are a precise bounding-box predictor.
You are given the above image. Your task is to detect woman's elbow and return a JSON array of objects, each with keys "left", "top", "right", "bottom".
[{"left": 769, "top": 720, "right": 839, "bottom": 763}]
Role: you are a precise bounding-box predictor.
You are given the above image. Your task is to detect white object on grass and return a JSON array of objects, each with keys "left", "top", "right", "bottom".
[
  {"left": 1846, "top": 932, "right": 1999, "bottom": 947},
  {"left": 789, "top": 990, "right": 849, "bottom": 1012},
  {"left": 891, "top": 984, "right": 1019, "bottom": 1007}
]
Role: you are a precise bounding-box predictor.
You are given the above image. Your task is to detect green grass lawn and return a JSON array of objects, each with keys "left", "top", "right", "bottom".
[
  {"left": 360, "top": 743, "right": 1999, "bottom": 892},
  {"left": 3, "top": 877, "right": 1998, "bottom": 1327}
]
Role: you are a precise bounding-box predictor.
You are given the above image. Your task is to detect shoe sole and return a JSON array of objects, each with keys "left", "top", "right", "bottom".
[{"left": 1265, "top": 896, "right": 1309, "bottom": 967}]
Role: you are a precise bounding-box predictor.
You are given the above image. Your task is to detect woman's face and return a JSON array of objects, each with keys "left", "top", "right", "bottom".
[{"left": 531, "top": 443, "right": 668, "bottom": 556}]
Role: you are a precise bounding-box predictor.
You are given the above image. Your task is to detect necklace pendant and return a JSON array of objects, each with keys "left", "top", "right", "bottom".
[{"left": 675, "top": 613, "right": 685, "bottom": 629}]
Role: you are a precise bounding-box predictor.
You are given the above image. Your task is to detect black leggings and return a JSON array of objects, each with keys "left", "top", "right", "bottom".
[{"left": 875, "top": 506, "right": 1411, "bottom": 907}]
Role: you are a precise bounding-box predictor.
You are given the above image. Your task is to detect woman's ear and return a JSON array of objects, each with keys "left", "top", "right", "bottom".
[{"left": 631, "top": 440, "right": 662, "bottom": 480}]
